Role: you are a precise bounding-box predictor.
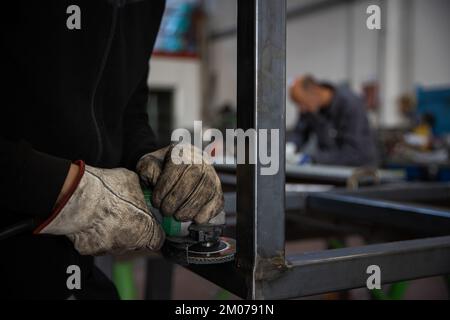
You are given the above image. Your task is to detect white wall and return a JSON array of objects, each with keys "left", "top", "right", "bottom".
[
  {"left": 205, "top": 0, "right": 237, "bottom": 116},
  {"left": 204, "top": 0, "right": 236, "bottom": 34},
  {"left": 148, "top": 57, "right": 202, "bottom": 130},
  {"left": 349, "top": 0, "right": 381, "bottom": 91},
  {"left": 206, "top": 0, "right": 450, "bottom": 129},
  {"left": 412, "top": 0, "right": 450, "bottom": 87},
  {"left": 209, "top": 37, "right": 237, "bottom": 112}
]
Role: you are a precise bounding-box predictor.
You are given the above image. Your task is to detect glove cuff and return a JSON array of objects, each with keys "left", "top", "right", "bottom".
[{"left": 33, "top": 160, "right": 85, "bottom": 234}]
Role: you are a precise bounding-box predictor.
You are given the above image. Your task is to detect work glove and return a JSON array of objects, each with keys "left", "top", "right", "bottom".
[
  {"left": 136, "top": 144, "right": 224, "bottom": 224},
  {"left": 34, "top": 161, "right": 165, "bottom": 256},
  {"left": 286, "top": 142, "right": 312, "bottom": 166}
]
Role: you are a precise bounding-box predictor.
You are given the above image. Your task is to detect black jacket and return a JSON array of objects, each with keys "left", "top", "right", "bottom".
[
  {"left": 0, "top": 0, "right": 165, "bottom": 299},
  {"left": 291, "top": 84, "right": 377, "bottom": 167}
]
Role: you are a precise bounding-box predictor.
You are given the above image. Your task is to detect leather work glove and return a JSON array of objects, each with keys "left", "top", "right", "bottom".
[
  {"left": 136, "top": 144, "right": 224, "bottom": 224},
  {"left": 34, "top": 161, "right": 165, "bottom": 256}
]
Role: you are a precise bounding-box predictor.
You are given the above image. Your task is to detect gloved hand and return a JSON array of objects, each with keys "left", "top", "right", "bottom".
[
  {"left": 136, "top": 144, "right": 224, "bottom": 224},
  {"left": 34, "top": 161, "right": 165, "bottom": 256},
  {"left": 286, "top": 143, "right": 312, "bottom": 166}
]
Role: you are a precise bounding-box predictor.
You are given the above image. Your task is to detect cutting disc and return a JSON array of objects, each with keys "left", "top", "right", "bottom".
[{"left": 187, "top": 237, "right": 236, "bottom": 265}]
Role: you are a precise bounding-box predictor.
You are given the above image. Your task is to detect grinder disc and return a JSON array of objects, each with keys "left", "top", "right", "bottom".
[{"left": 187, "top": 237, "right": 236, "bottom": 265}]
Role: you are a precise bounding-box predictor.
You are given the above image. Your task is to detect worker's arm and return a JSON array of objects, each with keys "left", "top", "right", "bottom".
[
  {"left": 121, "top": 0, "right": 165, "bottom": 170},
  {"left": 34, "top": 161, "right": 165, "bottom": 255},
  {"left": 289, "top": 114, "right": 312, "bottom": 150},
  {"left": 121, "top": 67, "right": 159, "bottom": 170},
  {"left": 312, "top": 107, "right": 375, "bottom": 167},
  {"left": 0, "top": 137, "right": 71, "bottom": 221},
  {"left": 0, "top": 137, "right": 165, "bottom": 255}
]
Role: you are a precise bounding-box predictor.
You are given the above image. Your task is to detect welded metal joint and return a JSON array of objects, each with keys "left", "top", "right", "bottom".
[{"left": 254, "top": 253, "right": 288, "bottom": 281}]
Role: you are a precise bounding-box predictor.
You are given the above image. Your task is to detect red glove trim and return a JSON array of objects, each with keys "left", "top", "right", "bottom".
[{"left": 33, "top": 160, "right": 86, "bottom": 234}]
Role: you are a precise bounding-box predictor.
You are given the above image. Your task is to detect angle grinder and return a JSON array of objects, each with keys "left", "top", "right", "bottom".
[{"left": 142, "top": 188, "right": 235, "bottom": 266}]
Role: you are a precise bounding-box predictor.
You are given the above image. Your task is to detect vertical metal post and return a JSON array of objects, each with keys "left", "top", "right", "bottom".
[{"left": 237, "top": 0, "right": 287, "bottom": 299}]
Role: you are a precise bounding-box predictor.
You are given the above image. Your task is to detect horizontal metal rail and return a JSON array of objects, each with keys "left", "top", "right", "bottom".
[
  {"left": 189, "top": 236, "right": 450, "bottom": 299},
  {"left": 260, "top": 235, "right": 450, "bottom": 299},
  {"left": 307, "top": 192, "right": 450, "bottom": 236}
]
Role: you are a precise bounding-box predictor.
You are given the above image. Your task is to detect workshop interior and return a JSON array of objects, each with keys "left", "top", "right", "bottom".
[
  {"left": 1, "top": 0, "right": 450, "bottom": 301},
  {"left": 114, "top": 0, "right": 450, "bottom": 300}
]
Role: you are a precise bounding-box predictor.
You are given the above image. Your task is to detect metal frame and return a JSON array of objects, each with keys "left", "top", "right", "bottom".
[
  {"left": 188, "top": 0, "right": 450, "bottom": 300},
  {"left": 235, "top": 0, "right": 286, "bottom": 299}
]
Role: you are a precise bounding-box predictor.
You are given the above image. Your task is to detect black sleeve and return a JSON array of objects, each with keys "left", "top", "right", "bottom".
[
  {"left": 121, "top": 68, "right": 159, "bottom": 170},
  {"left": 0, "top": 137, "right": 71, "bottom": 221},
  {"left": 120, "top": 0, "right": 166, "bottom": 170},
  {"left": 312, "top": 108, "right": 373, "bottom": 166},
  {"left": 289, "top": 114, "right": 312, "bottom": 151}
]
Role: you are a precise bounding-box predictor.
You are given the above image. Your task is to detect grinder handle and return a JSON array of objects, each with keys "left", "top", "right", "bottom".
[{"left": 142, "top": 187, "right": 226, "bottom": 237}]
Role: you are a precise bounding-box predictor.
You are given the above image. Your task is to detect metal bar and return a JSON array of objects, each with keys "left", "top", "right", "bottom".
[
  {"left": 236, "top": 0, "right": 287, "bottom": 299},
  {"left": 257, "top": 236, "right": 450, "bottom": 299},
  {"left": 189, "top": 236, "right": 450, "bottom": 299},
  {"left": 332, "top": 182, "right": 450, "bottom": 203},
  {"left": 225, "top": 192, "right": 310, "bottom": 214},
  {"left": 307, "top": 193, "right": 450, "bottom": 236},
  {"left": 215, "top": 163, "right": 405, "bottom": 185},
  {"left": 188, "top": 263, "right": 247, "bottom": 298},
  {"left": 236, "top": 0, "right": 257, "bottom": 296}
]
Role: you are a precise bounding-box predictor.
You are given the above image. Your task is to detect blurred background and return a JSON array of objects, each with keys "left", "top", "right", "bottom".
[
  {"left": 110, "top": 0, "right": 450, "bottom": 300},
  {"left": 149, "top": 0, "right": 450, "bottom": 168}
]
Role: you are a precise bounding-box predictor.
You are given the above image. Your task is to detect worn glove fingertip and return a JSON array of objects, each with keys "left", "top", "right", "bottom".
[
  {"left": 174, "top": 212, "right": 195, "bottom": 223},
  {"left": 137, "top": 154, "right": 164, "bottom": 188},
  {"left": 194, "top": 196, "right": 225, "bottom": 225}
]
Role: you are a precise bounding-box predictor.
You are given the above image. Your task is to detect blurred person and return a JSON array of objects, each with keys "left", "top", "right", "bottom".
[
  {"left": 288, "top": 75, "right": 377, "bottom": 167},
  {"left": 404, "top": 113, "right": 436, "bottom": 151},
  {"left": 398, "top": 94, "right": 418, "bottom": 130}
]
